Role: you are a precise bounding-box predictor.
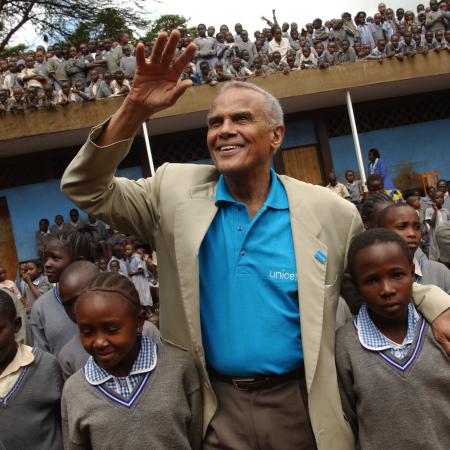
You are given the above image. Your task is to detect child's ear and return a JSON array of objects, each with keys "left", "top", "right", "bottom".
[
  {"left": 14, "top": 316, "right": 22, "bottom": 334},
  {"left": 136, "top": 307, "right": 147, "bottom": 332}
]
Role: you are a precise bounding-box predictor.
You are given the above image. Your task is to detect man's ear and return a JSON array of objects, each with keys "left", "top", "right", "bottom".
[{"left": 271, "top": 124, "right": 285, "bottom": 152}]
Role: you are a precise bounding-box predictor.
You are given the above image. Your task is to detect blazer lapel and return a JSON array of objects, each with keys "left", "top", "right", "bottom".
[
  {"left": 173, "top": 181, "right": 218, "bottom": 367},
  {"left": 281, "top": 177, "right": 328, "bottom": 391}
]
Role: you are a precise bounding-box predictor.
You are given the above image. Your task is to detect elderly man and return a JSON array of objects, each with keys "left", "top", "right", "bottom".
[{"left": 61, "top": 31, "right": 450, "bottom": 450}]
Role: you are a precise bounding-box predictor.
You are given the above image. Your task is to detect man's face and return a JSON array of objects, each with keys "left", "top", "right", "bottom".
[
  {"left": 345, "top": 171, "right": 354, "bottom": 183},
  {"left": 206, "top": 88, "right": 283, "bottom": 178},
  {"left": 274, "top": 29, "right": 282, "bottom": 41}
]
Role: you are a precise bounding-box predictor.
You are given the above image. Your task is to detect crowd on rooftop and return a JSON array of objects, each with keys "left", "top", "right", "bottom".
[{"left": 1, "top": 1, "right": 450, "bottom": 114}]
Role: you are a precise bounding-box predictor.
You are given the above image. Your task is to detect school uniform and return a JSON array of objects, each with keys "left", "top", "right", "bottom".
[
  {"left": 127, "top": 253, "right": 152, "bottom": 306},
  {"left": 120, "top": 56, "right": 137, "bottom": 81},
  {"left": 337, "top": 47, "right": 357, "bottom": 64},
  {"left": 66, "top": 57, "right": 87, "bottom": 85},
  {"left": 0, "top": 344, "right": 63, "bottom": 450},
  {"left": 50, "top": 223, "right": 65, "bottom": 239},
  {"left": 29, "top": 285, "right": 78, "bottom": 356},
  {"left": 425, "top": 206, "right": 450, "bottom": 261},
  {"left": 344, "top": 181, "right": 363, "bottom": 204},
  {"left": 61, "top": 337, "right": 202, "bottom": 450},
  {"left": 107, "top": 255, "right": 128, "bottom": 275},
  {"left": 414, "top": 251, "right": 450, "bottom": 294},
  {"left": 336, "top": 304, "right": 450, "bottom": 450},
  {"left": 268, "top": 37, "right": 292, "bottom": 62},
  {"left": 35, "top": 229, "right": 52, "bottom": 255}
]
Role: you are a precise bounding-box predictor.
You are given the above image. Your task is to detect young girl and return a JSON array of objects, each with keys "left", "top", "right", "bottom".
[
  {"left": 0, "top": 290, "right": 63, "bottom": 450},
  {"left": 336, "top": 229, "right": 450, "bottom": 450},
  {"left": 61, "top": 272, "right": 202, "bottom": 449},
  {"left": 29, "top": 233, "right": 91, "bottom": 356},
  {"left": 124, "top": 243, "right": 152, "bottom": 306},
  {"left": 22, "top": 259, "right": 52, "bottom": 316}
]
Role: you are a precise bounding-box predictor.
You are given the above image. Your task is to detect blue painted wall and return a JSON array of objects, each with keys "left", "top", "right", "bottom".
[
  {"left": 0, "top": 166, "right": 143, "bottom": 262},
  {"left": 282, "top": 118, "right": 317, "bottom": 148},
  {"left": 329, "top": 118, "right": 450, "bottom": 183}
]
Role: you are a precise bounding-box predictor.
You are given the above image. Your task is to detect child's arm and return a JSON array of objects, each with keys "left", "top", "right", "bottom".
[{"left": 23, "top": 273, "right": 44, "bottom": 299}]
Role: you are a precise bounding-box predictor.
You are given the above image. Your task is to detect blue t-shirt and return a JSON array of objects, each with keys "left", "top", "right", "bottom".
[{"left": 199, "top": 169, "right": 303, "bottom": 376}]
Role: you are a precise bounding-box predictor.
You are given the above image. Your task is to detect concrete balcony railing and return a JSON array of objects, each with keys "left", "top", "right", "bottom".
[{"left": 0, "top": 51, "right": 449, "bottom": 157}]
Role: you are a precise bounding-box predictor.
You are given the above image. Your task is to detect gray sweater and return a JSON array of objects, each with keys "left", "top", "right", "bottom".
[
  {"left": 336, "top": 317, "right": 450, "bottom": 450},
  {"left": 29, "top": 287, "right": 78, "bottom": 357},
  {"left": 62, "top": 342, "right": 202, "bottom": 450},
  {"left": 0, "top": 348, "right": 63, "bottom": 450}
]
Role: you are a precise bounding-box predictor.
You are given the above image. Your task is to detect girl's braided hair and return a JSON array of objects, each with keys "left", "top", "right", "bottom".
[{"left": 77, "top": 272, "right": 141, "bottom": 311}]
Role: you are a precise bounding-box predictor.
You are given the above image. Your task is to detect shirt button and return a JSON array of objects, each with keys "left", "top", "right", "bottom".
[
  {"left": 237, "top": 225, "right": 243, "bottom": 231},
  {"left": 240, "top": 249, "right": 246, "bottom": 256}
]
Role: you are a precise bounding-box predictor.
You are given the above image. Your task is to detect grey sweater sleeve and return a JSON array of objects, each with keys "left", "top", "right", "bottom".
[
  {"left": 335, "top": 324, "right": 359, "bottom": 440},
  {"left": 188, "top": 387, "right": 203, "bottom": 450},
  {"left": 29, "top": 302, "right": 50, "bottom": 352}
]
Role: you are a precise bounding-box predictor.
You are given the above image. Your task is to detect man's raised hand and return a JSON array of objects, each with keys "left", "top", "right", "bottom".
[{"left": 126, "top": 30, "right": 197, "bottom": 118}]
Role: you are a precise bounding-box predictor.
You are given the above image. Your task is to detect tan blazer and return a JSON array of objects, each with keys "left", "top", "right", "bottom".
[{"left": 61, "top": 123, "right": 450, "bottom": 450}]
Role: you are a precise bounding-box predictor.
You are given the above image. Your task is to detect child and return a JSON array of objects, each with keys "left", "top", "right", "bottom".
[
  {"left": 29, "top": 233, "right": 91, "bottom": 356},
  {"left": 110, "top": 70, "right": 131, "bottom": 96},
  {"left": 267, "top": 51, "right": 290, "bottom": 74},
  {"left": 22, "top": 259, "right": 52, "bottom": 316},
  {"left": 124, "top": 243, "right": 152, "bottom": 306},
  {"left": 0, "top": 266, "right": 30, "bottom": 344},
  {"left": 35, "top": 217, "right": 52, "bottom": 258},
  {"left": 344, "top": 170, "right": 363, "bottom": 205},
  {"left": 98, "top": 256, "right": 108, "bottom": 272},
  {"left": 360, "top": 192, "right": 393, "bottom": 229},
  {"left": 378, "top": 204, "right": 450, "bottom": 294},
  {"left": 296, "top": 45, "right": 318, "bottom": 69},
  {"left": 107, "top": 244, "right": 128, "bottom": 275},
  {"left": 61, "top": 272, "right": 202, "bottom": 449},
  {"left": 0, "top": 290, "right": 63, "bottom": 450},
  {"left": 50, "top": 214, "right": 65, "bottom": 238},
  {"left": 336, "top": 229, "right": 450, "bottom": 449},
  {"left": 425, "top": 190, "right": 450, "bottom": 261}
]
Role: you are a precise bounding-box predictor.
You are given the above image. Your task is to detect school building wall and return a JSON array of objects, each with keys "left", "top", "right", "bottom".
[
  {"left": 329, "top": 118, "right": 450, "bottom": 187},
  {"left": 0, "top": 166, "right": 143, "bottom": 262}
]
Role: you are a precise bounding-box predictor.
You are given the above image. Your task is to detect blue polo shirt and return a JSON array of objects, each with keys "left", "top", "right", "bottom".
[{"left": 199, "top": 169, "right": 303, "bottom": 376}]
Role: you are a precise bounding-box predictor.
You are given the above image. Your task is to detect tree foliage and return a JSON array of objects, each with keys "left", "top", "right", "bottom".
[
  {"left": 144, "top": 14, "right": 197, "bottom": 42},
  {"left": 0, "top": 1, "right": 150, "bottom": 52}
]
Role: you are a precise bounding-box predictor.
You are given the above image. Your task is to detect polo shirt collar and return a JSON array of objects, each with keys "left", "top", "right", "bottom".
[
  {"left": 215, "top": 168, "right": 288, "bottom": 210},
  {"left": 84, "top": 335, "right": 157, "bottom": 386}
]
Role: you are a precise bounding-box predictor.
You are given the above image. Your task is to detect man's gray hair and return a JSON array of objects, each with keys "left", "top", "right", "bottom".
[{"left": 217, "top": 81, "right": 284, "bottom": 129}]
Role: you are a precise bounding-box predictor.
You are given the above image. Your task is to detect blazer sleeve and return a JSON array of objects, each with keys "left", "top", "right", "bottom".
[{"left": 61, "top": 120, "right": 166, "bottom": 247}]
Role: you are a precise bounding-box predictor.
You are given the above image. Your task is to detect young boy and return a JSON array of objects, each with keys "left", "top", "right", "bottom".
[
  {"left": 344, "top": 170, "right": 363, "bottom": 205},
  {"left": 336, "top": 228, "right": 450, "bottom": 450},
  {"left": 378, "top": 203, "right": 450, "bottom": 294}
]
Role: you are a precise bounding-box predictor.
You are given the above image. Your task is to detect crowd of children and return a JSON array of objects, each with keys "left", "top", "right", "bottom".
[{"left": 1, "top": 1, "right": 450, "bottom": 113}]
